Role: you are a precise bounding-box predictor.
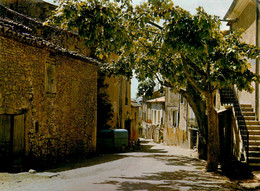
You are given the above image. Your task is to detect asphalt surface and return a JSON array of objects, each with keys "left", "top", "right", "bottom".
[{"left": 0, "top": 139, "right": 259, "bottom": 191}]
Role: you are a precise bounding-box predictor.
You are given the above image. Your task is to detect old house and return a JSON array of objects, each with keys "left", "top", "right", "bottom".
[
  {"left": 142, "top": 95, "right": 165, "bottom": 140},
  {"left": 219, "top": 0, "right": 260, "bottom": 169},
  {"left": 104, "top": 76, "right": 131, "bottom": 131},
  {"left": 164, "top": 88, "right": 196, "bottom": 147},
  {"left": 0, "top": 1, "right": 133, "bottom": 169},
  {"left": 0, "top": 17, "right": 98, "bottom": 170},
  {"left": 141, "top": 88, "right": 197, "bottom": 147}
]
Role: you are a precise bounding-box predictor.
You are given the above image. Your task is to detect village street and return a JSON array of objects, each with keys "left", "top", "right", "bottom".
[{"left": 0, "top": 139, "right": 260, "bottom": 191}]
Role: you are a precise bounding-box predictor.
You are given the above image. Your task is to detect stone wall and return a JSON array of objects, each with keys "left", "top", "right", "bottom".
[
  {"left": 0, "top": 36, "right": 98, "bottom": 167},
  {"left": 163, "top": 127, "right": 188, "bottom": 147}
]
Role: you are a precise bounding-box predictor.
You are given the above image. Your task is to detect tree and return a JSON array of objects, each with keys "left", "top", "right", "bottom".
[{"left": 48, "top": 0, "right": 260, "bottom": 171}]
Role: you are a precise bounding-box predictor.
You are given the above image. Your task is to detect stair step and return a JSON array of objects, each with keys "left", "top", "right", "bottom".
[
  {"left": 249, "top": 141, "right": 260, "bottom": 146},
  {"left": 249, "top": 152, "right": 260, "bottom": 157},
  {"left": 244, "top": 116, "right": 256, "bottom": 120},
  {"left": 247, "top": 125, "right": 260, "bottom": 130},
  {"left": 249, "top": 146, "right": 260, "bottom": 152},
  {"left": 248, "top": 163, "right": 260, "bottom": 170},
  {"left": 249, "top": 136, "right": 260, "bottom": 140},
  {"left": 242, "top": 112, "right": 256, "bottom": 116},
  {"left": 246, "top": 121, "right": 260, "bottom": 125},
  {"left": 248, "top": 157, "right": 260, "bottom": 163},
  {"left": 249, "top": 131, "right": 260, "bottom": 135},
  {"left": 241, "top": 104, "right": 252, "bottom": 108},
  {"left": 242, "top": 108, "right": 254, "bottom": 112}
]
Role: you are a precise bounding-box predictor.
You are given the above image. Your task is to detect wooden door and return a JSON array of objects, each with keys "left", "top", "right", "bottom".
[
  {"left": 0, "top": 114, "right": 25, "bottom": 167},
  {"left": 0, "top": 115, "right": 12, "bottom": 168},
  {"left": 12, "top": 114, "right": 25, "bottom": 159}
]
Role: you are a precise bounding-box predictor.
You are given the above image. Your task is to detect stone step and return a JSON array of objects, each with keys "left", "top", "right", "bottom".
[
  {"left": 249, "top": 146, "right": 260, "bottom": 152},
  {"left": 249, "top": 136, "right": 260, "bottom": 140},
  {"left": 246, "top": 121, "right": 260, "bottom": 125},
  {"left": 241, "top": 108, "right": 254, "bottom": 112},
  {"left": 241, "top": 104, "right": 252, "bottom": 108},
  {"left": 249, "top": 163, "right": 260, "bottom": 170},
  {"left": 249, "top": 130, "right": 260, "bottom": 135},
  {"left": 244, "top": 116, "right": 256, "bottom": 120},
  {"left": 248, "top": 157, "right": 260, "bottom": 164},
  {"left": 249, "top": 141, "right": 260, "bottom": 146},
  {"left": 242, "top": 112, "right": 256, "bottom": 116},
  {"left": 248, "top": 152, "right": 260, "bottom": 157},
  {"left": 247, "top": 125, "right": 260, "bottom": 130}
]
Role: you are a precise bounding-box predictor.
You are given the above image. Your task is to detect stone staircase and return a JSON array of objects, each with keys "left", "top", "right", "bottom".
[{"left": 241, "top": 104, "right": 260, "bottom": 170}]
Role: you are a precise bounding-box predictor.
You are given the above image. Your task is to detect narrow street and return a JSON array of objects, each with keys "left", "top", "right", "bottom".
[{"left": 0, "top": 139, "right": 259, "bottom": 191}]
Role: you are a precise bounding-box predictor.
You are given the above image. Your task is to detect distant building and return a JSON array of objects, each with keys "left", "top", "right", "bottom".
[{"left": 141, "top": 88, "right": 197, "bottom": 147}]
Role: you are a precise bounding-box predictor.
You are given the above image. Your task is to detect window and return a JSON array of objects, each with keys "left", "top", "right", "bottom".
[
  {"left": 158, "top": 111, "right": 161, "bottom": 123},
  {"left": 45, "top": 55, "right": 56, "bottom": 95},
  {"left": 180, "top": 95, "right": 184, "bottom": 104},
  {"left": 154, "top": 110, "right": 157, "bottom": 124},
  {"left": 125, "top": 80, "right": 129, "bottom": 106},
  {"left": 173, "top": 111, "right": 179, "bottom": 127}
]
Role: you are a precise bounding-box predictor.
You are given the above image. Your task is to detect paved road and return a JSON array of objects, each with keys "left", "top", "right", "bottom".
[{"left": 0, "top": 139, "right": 259, "bottom": 191}]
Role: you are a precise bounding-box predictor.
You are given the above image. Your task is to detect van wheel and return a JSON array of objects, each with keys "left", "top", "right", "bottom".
[{"left": 121, "top": 145, "right": 126, "bottom": 152}]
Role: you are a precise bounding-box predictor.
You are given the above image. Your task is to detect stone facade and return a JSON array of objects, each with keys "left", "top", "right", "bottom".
[
  {"left": 224, "top": 0, "right": 260, "bottom": 120},
  {"left": 141, "top": 88, "right": 196, "bottom": 147},
  {"left": 0, "top": 0, "right": 56, "bottom": 22},
  {"left": 0, "top": 16, "right": 98, "bottom": 168},
  {"left": 104, "top": 76, "right": 131, "bottom": 130}
]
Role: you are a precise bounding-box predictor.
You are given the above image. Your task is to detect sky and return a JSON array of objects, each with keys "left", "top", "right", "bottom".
[{"left": 45, "top": 0, "right": 234, "bottom": 98}]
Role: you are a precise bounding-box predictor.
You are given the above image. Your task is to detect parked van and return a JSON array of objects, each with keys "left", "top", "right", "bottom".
[{"left": 97, "top": 129, "right": 129, "bottom": 153}]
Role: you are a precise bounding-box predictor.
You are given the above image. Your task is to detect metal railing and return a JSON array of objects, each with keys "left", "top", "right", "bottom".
[{"left": 219, "top": 87, "right": 249, "bottom": 162}]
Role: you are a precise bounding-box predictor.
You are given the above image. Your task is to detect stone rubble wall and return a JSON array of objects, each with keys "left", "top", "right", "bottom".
[{"left": 0, "top": 36, "right": 98, "bottom": 166}]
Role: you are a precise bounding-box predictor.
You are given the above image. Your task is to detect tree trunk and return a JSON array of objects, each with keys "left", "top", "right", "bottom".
[
  {"left": 180, "top": 83, "right": 208, "bottom": 160},
  {"left": 205, "top": 92, "right": 220, "bottom": 171}
]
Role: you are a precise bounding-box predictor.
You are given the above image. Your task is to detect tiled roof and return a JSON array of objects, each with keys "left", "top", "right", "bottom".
[
  {"left": 0, "top": 17, "right": 100, "bottom": 66},
  {"left": 146, "top": 96, "right": 165, "bottom": 103},
  {"left": 131, "top": 101, "right": 141, "bottom": 107}
]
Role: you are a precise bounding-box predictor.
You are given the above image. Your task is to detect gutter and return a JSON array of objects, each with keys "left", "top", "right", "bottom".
[{"left": 224, "top": 0, "right": 238, "bottom": 20}]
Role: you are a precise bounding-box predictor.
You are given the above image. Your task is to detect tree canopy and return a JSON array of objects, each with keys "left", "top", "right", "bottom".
[{"left": 48, "top": 0, "right": 260, "bottom": 171}]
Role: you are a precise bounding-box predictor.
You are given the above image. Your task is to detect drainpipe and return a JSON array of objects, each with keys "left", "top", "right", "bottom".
[{"left": 256, "top": 0, "right": 259, "bottom": 120}]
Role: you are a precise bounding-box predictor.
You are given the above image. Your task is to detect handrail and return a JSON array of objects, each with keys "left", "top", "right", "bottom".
[{"left": 219, "top": 87, "right": 249, "bottom": 162}]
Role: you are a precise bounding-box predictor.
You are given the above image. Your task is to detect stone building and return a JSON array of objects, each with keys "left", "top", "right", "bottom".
[
  {"left": 1, "top": 1, "right": 132, "bottom": 134},
  {"left": 104, "top": 76, "right": 131, "bottom": 131},
  {"left": 0, "top": 17, "right": 98, "bottom": 170},
  {"left": 222, "top": 0, "right": 260, "bottom": 169},
  {"left": 224, "top": 0, "right": 259, "bottom": 120},
  {"left": 141, "top": 88, "right": 197, "bottom": 147},
  {"left": 0, "top": 1, "right": 133, "bottom": 169},
  {"left": 0, "top": 5, "right": 99, "bottom": 170}
]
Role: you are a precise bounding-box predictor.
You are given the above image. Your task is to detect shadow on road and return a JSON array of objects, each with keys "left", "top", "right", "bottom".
[
  {"left": 47, "top": 154, "right": 127, "bottom": 172},
  {"left": 136, "top": 144, "right": 168, "bottom": 154},
  {"left": 99, "top": 169, "right": 243, "bottom": 191}
]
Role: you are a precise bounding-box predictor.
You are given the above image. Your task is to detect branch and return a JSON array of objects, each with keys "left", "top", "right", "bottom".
[
  {"left": 147, "top": 21, "right": 163, "bottom": 30},
  {"left": 184, "top": 57, "right": 207, "bottom": 81},
  {"left": 154, "top": 73, "right": 173, "bottom": 88},
  {"left": 181, "top": 54, "right": 207, "bottom": 94}
]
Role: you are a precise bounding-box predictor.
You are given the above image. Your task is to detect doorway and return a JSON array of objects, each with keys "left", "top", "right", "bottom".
[{"left": 0, "top": 114, "right": 25, "bottom": 171}]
